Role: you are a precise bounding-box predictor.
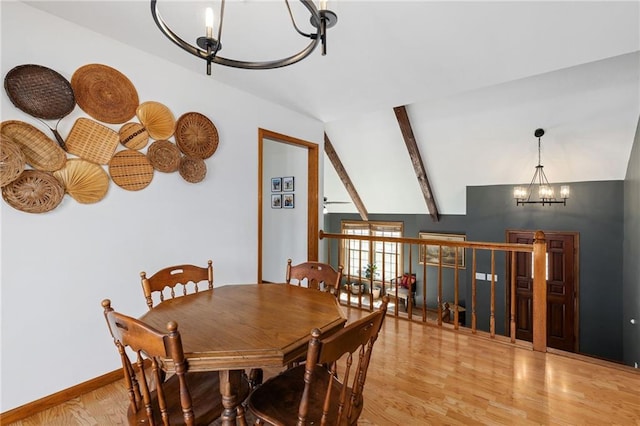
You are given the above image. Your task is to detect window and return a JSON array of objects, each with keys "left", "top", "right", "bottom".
[{"left": 341, "top": 221, "right": 403, "bottom": 283}]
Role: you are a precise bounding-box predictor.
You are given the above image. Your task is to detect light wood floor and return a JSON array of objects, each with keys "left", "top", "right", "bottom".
[{"left": 7, "top": 308, "right": 640, "bottom": 425}]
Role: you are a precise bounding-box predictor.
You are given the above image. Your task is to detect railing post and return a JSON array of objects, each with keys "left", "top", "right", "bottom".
[{"left": 532, "top": 230, "right": 547, "bottom": 352}]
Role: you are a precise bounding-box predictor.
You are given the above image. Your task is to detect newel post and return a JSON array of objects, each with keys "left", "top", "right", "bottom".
[{"left": 532, "top": 230, "right": 547, "bottom": 352}]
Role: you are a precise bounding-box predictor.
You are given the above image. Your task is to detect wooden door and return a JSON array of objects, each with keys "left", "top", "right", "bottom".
[{"left": 507, "top": 231, "right": 578, "bottom": 352}]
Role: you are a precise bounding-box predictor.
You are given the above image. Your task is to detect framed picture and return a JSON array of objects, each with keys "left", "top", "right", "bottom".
[
  {"left": 282, "top": 176, "right": 295, "bottom": 192},
  {"left": 271, "top": 194, "right": 282, "bottom": 208},
  {"left": 283, "top": 193, "right": 294, "bottom": 209},
  {"left": 271, "top": 177, "right": 282, "bottom": 192},
  {"left": 418, "top": 232, "right": 466, "bottom": 268}
]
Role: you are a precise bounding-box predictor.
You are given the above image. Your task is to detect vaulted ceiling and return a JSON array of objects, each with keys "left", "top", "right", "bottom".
[{"left": 22, "top": 0, "right": 640, "bottom": 215}]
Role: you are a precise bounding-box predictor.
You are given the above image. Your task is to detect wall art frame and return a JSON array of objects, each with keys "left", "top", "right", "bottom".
[
  {"left": 271, "top": 194, "right": 282, "bottom": 208},
  {"left": 418, "top": 232, "right": 466, "bottom": 268},
  {"left": 283, "top": 193, "right": 295, "bottom": 209},
  {"left": 271, "top": 177, "right": 282, "bottom": 192},
  {"left": 282, "top": 176, "right": 294, "bottom": 192}
]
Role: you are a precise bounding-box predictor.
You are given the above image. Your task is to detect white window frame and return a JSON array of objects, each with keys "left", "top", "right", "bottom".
[{"left": 340, "top": 221, "right": 403, "bottom": 284}]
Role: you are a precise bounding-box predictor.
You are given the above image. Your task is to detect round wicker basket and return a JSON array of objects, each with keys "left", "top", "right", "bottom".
[
  {"left": 109, "top": 149, "right": 154, "bottom": 191},
  {"left": 175, "top": 112, "right": 219, "bottom": 159},
  {"left": 136, "top": 101, "right": 175, "bottom": 140},
  {"left": 2, "top": 169, "right": 65, "bottom": 213},
  {"left": 0, "top": 135, "right": 26, "bottom": 187},
  {"left": 53, "top": 159, "right": 110, "bottom": 204},
  {"left": 0, "top": 120, "right": 66, "bottom": 172},
  {"left": 179, "top": 156, "right": 207, "bottom": 183},
  {"left": 71, "top": 64, "right": 139, "bottom": 124},
  {"left": 147, "top": 139, "right": 180, "bottom": 173},
  {"left": 119, "top": 122, "right": 149, "bottom": 150}
]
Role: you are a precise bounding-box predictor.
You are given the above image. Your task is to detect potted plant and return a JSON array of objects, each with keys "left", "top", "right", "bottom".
[
  {"left": 364, "top": 263, "right": 378, "bottom": 280},
  {"left": 364, "top": 263, "right": 381, "bottom": 298}
]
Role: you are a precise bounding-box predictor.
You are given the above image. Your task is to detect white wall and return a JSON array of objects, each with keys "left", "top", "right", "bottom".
[
  {"left": 0, "top": 2, "right": 323, "bottom": 411},
  {"left": 262, "top": 139, "right": 309, "bottom": 282}
]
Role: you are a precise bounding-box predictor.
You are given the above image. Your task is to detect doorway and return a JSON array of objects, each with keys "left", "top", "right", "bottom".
[
  {"left": 507, "top": 230, "right": 579, "bottom": 352},
  {"left": 258, "top": 129, "right": 319, "bottom": 283}
]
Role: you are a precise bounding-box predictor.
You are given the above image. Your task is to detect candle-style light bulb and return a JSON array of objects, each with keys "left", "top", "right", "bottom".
[
  {"left": 319, "top": 0, "right": 327, "bottom": 10},
  {"left": 205, "top": 7, "right": 214, "bottom": 39}
]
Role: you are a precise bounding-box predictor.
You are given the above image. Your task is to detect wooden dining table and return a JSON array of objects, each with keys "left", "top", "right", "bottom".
[{"left": 139, "top": 283, "right": 347, "bottom": 425}]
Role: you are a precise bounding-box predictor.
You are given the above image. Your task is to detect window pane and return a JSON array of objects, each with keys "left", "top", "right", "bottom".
[{"left": 341, "top": 221, "right": 403, "bottom": 283}]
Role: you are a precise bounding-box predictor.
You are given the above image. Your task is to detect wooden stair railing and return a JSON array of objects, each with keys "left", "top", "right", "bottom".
[{"left": 319, "top": 230, "right": 548, "bottom": 352}]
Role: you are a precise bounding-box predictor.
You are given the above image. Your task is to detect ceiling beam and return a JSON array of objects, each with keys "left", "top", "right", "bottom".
[
  {"left": 324, "top": 133, "right": 369, "bottom": 221},
  {"left": 393, "top": 105, "right": 440, "bottom": 222}
]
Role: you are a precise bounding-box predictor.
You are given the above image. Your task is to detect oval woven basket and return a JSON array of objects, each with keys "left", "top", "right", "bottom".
[
  {"left": 136, "top": 101, "right": 175, "bottom": 140},
  {"left": 4, "top": 64, "right": 75, "bottom": 120},
  {"left": 71, "top": 64, "right": 139, "bottom": 124},
  {"left": 175, "top": 112, "right": 219, "bottom": 159},
  {"left": 109, "top": 149, "right": 154, "bottom": 191},
  {"left": 119, "top": 122, "right": 149, "bottom": 150},
  {"left": 0, "top": 135, "right": 26, "bottom": 187},
  {"left": 147, "top": 139, "right": 180, "bottom": 173},
  {"left": 2, "top": 169, "right": 65, "bottom": 213},
  {"left": 179, "top": 156, "right": 207, "bottom": 183},
  {"left": 0, "top": 120, "right": 66, "bottom": 172},
  {"left": 53, "top": 159, "right": 110, "bottom": 204}
]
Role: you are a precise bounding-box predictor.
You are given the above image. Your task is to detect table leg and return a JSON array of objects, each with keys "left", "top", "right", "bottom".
[{"left": 219, "top": 369, "right": 247, "bottom": 426}]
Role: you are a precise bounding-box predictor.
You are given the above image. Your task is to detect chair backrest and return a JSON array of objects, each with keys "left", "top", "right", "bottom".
[
  {"left": 101, "top": 299, "right": 197, "bottom": 425},
  {"left": 286, "top": 259, "right": 343, "bottom": 295},
  {"left": 141, "top": 260, "right": 213, "bottom": 309},
  {"left": 300, "top": 296, "right": 389, "bottom": 425}
]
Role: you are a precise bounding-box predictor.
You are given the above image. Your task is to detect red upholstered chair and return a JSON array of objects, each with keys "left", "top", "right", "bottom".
[{"left": 385, "top": 273, "right": 417, "bottom": 311}]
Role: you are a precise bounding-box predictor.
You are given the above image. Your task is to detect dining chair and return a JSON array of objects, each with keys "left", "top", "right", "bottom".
[
  {"left": 140, "top": 260, "right": 213, "bottom": 310},
  {"left": 247, "top": 296, "right": 389, "bottom": 426},
  {"left": 286, "top": 259, "right": 343, "bottom": 296},
  {"left": 102, "top": 299, "right": 250, "bottom": 426}
]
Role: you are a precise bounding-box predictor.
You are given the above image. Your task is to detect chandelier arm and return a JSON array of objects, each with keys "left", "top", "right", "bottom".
[
  {"left": 151, "top": 0, "right": 325, "bottom": 71},
  {"left": 214, "top": 0, "right": 225, "bottom": 58},
  {"left": 526, "top": 167, "right": 541, "bottom": 201},
  {"left": 151, "top": 1, "right": 210, "bottom": 60},
  {"left": 284, "top": 0, "right": 314, "bottom": 37},
  {"left": 211, "top": 38, "right": 320, "bottom": 69}
]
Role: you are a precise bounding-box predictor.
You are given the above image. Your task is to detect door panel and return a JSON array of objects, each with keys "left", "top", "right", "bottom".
[{"left": 508, "top": 231, "right": 578, "bottom": 352}]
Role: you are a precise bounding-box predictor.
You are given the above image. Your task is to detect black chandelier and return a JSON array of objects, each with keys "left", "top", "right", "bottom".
[
  {"left": 150, "top": 0, "right": 338, "bottom": 75},
  {"left": 513, "top": 128, "right": 570, "bottom": 206}
]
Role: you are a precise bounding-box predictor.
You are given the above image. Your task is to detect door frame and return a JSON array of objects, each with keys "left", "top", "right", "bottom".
[
  {"left": 505, "top": 229, "right": 580, "bottom": 352},
  {"left": 257, "top": 128, "right": 319, "bottom": 283}
]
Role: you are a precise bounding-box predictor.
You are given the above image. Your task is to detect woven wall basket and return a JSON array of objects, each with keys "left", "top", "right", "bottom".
[
  {"left": 147, "top": 139, "right": 180, "bottom": 173},
  {"left": 0, "top": 120, "right": 66, "bottom": 172},
  {"left": 2, "top": 170, "right": 65, "bottom": 213},
  {"left": 53, "top": 159, "right": 110, "bottom": 204},
  {"left": 119, "top": 122, "right": 149, "bottom": 150},
  {"left": 71, "top": 64, "right": 139, "bottom": 124},
  {"left": 136, "top": 101, "right": 175, "bottom": 140},
  {"left": 109, "top": 149, "right": 154, "bottom": 191},
  {"left": 179, "top": 156, "right": 207, "bottom": 183},
  {"left": 4, "top": 64, "right": 75, "bottom": 120},
  {"left": 0, "top": 135, "right": 26, "bottom": 187},
  {"left": 175, "top": 112, "right": 218, "bottom": 159},
  {"left": 66, "top": 117, "right": 119, "bottom": 165}
]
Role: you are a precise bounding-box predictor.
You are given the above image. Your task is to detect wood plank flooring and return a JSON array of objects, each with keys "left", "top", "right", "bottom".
[{"left": 7, "top": 307, "right": 640, "bottom": 425}]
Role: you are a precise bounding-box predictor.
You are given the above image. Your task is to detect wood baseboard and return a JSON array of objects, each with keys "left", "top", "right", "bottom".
[{"left": 0, "top": 369, "right": 123, "bottom": 424}]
